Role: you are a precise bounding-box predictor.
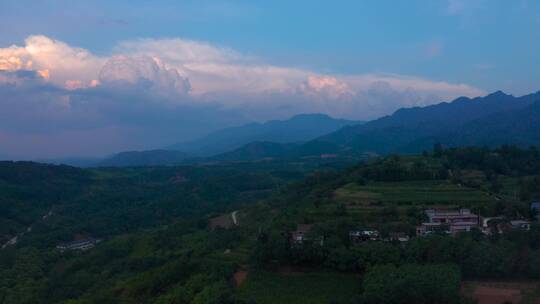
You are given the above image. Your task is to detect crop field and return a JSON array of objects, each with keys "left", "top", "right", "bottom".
[
  {"left": 237, "top": 271, "right": 361, "bottom": 304},
  {"left": 335, "top": 180, "right": 494, "bottom": 207}
]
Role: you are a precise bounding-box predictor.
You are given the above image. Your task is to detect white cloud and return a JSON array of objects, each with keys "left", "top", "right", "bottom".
[
  {"left": 0, "top": 35, "right": 484, "bottom": 119},
  {"left": 0, "top": 35, "right": 488, "bottom": 157},
  {"left": 98, "top": 55, "right": 191, "bottom": 97}
]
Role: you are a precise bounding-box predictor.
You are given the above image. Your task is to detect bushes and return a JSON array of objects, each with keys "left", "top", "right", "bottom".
[{"left": 361, "top": 264, "right": 461, "bottom": 304}]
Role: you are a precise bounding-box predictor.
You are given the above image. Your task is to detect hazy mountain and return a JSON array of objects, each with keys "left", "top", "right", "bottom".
[
  {"left": 36, "top": 157, "right": 103, "bottom": 168},
  {"left": 97, "top": 150, "right": 192, "bottom": 167},
  {"left": 212, "top": 141, "right": 299, "bottom": 161},
  {"left": 309, "top": 90, "right": 540, "bottom": 154},
  {"left": 216, "top": 90, "right": 540, "bottom": 160},
  {"left": 168, "top": 114, "right": 361, "bottom": 157}
]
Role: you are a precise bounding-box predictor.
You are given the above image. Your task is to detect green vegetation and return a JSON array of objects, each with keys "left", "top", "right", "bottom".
[
  {"left": 1, "top": 145, "right": 540, "bottom": 303},
  {"left": 238, "top": 271, "right": 360, "bottom": 304},
  {"left": 336, "top": 180, "right": 492, "bottom": 206},
  {"left": 362, "top": 264, "right": 461, "bottom": 304}
]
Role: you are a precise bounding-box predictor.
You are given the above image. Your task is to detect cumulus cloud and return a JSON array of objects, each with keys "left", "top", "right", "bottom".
[
  {"left": 0, "top": 35, "right": 485, "bottom": 158},
  {"left": 0, "top": 35, "right": 104, "bottom": 88},
  {"left": 99, "top": 55, "right": 191, "bottom": 97}
]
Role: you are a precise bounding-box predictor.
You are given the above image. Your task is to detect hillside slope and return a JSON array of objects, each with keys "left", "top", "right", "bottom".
[{"left": 306, "top": 90, "right": 540, "bottom": 155}]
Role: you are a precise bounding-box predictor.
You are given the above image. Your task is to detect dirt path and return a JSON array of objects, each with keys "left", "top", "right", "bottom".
[
  {"left": 1, "top": 209, "right": 53, "bottom": 249},
  {"left": 231, "top": 211, "right": 239, "bottom": 226}
]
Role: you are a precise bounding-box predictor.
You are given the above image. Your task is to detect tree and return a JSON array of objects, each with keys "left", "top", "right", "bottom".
[
  {"left": 192, "top": 280, "right": 234, "bottom": 304},
  {"left": 433, "top": 143, "right": 444, "bottom": 158},
  {"left": 362, "top": 264, "right": 461, "bottom": 304}
]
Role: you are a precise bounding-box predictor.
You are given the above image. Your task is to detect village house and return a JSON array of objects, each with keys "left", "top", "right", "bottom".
[
  {"left": 349, "top": 229, "right": 379, "bottom": 244},
  {"left": 509, "top": 220, "right": 531, "bottom": 231},
  {"left": 417, "top": 208, "right": 480, "bottom": 236},
  {"left": 385, "top": 232, "right": 410, "bottom": 242},
  {"left": 290, "top": 224, "right": 324, "bottom": 246},
  {"left": 56, "top": 237, "right": 100, "bottom": 252},
  {"left": 480, "top": 216, "right": 505, "bottom": 234}
]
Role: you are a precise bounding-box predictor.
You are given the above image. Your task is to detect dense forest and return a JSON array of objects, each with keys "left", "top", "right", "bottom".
[{"left": 1, "top": 146, "right": 540, "bottom": 303}]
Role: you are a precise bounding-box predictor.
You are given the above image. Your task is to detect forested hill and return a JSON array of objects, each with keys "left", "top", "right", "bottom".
[
  {"left": 1, "top": 146, "right": 540, "bottom": 303},
  {"left": 202, "top": 91, "right": 540, "bottom": 161},
  {"left": 310, "top": 90, "right": 540, "bottom": 154},
  {"left": 0, "top": 159, "right": 337, "bottom": 248},
  {"left": 97, "top": 149, "right": 193, "bottom": 167}
]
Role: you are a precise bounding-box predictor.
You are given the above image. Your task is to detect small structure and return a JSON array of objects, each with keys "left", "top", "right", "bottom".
[
  {"left": 349, "top": 229, "right": 379, "bottom": 243},
  {"left": 290, "top": 224, "right": 323, "bottom": 246},
  {"left": 386, "top": 232, "right": 410, "bottom": 242},
  {"left": 57, "top": 237, "right": 100, "bottom": 252},
  {"left": 531, "top": 202, "right": 540, "bottom": 220},
  {"left": 417, "top": 208, "right": 479, "bottom": 236},
  {"left": 425, "top": 208, "right": 479, "bottom": 223},
  {"left": 510, "top": 220, "right": 531, "bottom": 231},
  {"left": 479, "top": 216, "right": 505, "bottom": 235}
]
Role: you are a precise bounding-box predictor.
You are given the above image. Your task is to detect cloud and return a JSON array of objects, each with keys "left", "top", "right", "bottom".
[
  {"left": 98, "top": 55, "right": 191, "bottom": 97},
  {"left": 0, "top": 35, "right": 105, "bottom": 87},
  {"left": 0, "top": 35, "right": 485, "bottom": 158}
]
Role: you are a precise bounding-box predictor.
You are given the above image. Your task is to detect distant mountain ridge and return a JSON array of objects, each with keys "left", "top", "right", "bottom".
[
  {"left": 87, "top": 114, "right": 360, "bottom": 167},
  {"left": 168, "top": 113, "right": 361, "bottom": 157},
  {"left": 97, "top": 150, "right": 192, "bottom": 167},
  {"left": 309, "top": 90, "right": 540, "bottom": 155},
  {"left": 215, "top": 90, "right": 540, "bottom": 160},
  {"left": 40, "top": 92, "right": 540, "bottom": 165}
]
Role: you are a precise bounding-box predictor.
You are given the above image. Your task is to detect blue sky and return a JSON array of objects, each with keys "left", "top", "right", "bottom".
[
  {"left": 0, "top": 0, "right": 539, "bottom": 158},
  {"left": 2, "top": 0, "right": 539, "bottom": 94}
]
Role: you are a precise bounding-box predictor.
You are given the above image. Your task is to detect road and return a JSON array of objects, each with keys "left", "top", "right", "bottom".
[
  {"left": 231, "top": 211, "right": 239, "bottom": 226},
  {"left": 1, "top": 209, "right": 53, "bottom": 249}
]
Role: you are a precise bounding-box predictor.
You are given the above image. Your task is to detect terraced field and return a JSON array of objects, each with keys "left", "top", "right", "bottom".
[{"left": 335, "top": 180, "right": 494, "bottom": 207}]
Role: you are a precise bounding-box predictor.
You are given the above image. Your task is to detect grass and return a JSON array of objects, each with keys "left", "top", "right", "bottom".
[
  {"left": 237, "top": 271, "right": 361, "bottom": 304},
  {"left": 335, "top": 180, "right": 493, "bottom": 207}
]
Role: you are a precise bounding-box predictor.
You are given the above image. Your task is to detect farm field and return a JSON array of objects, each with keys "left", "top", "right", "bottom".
[
  {"left": 237, "top": 271, "right": 361, "bottom": 304},
  {"left": 335, "top": 180, "right": 494, "bottom": 207}
]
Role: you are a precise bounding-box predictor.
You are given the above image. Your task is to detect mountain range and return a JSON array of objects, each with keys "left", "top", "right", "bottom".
[
  {"left": 49, "top": 90, "right": 540, "bottom": 166},
  {"left": 167, "top": 113, "right": 361, "bottom": 157},
  {"left": 94, "top": 114, "right": 360, "bottom": 166},
  {"left": 217, "top": 91, "right": 540, "bottom": 160},
  {"left": 314, "top": 90, "right": 540, "bottom": 154}
]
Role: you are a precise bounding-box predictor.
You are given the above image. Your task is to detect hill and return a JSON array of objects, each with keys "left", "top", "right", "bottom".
[
  {"left": 1, "top": 147, "right": 540, "bottom": 303},
  {"left": 311, "top": 90, "right": 540, "bottom": 154},
  {"left": 168, "top": 113, "right": 361, "bottom": 157},
  {"left": 205, "top": 91, "right": 540, "bottom": 161},
  {"left": 212, "top": 141, "right": 299, "bottom": 161},
  {"left": 97, "top": 149, "right": 192, "bottom": 167}
]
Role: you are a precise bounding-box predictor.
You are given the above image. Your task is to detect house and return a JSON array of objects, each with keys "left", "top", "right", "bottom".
[
  {"left": 417, "top": 209, "right": 479, "bottom": 236},
  {"left": 510, "top": 220, "right": 531, "bottom": 231},
  {"left": 425, "top": 208, "right": 479, "bottom": 224},
  {"left": 349, "top": 229, "right": 379, "bottom": 243},
  {"left": 531, "top": 202, "right": 540, "bottom": 220},
  {"left": 56, "top": 237, "right": 100, "bottom": 251},
  {"left": 386, "top": 232, "right": 410, "bottom": 242},
  {"left": 480, "top": 216, "right": 504, "bottom": 235},
  {"left": 290, "top": 224, "right": 323, "bottom": 246},
  {"left": 416, "top": 222, "right": 451, "bottom": 236}
]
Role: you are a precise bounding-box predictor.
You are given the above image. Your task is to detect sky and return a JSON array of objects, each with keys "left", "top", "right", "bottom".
[{"left": 0, "top": 0, "right": 539, "bottom": 159}]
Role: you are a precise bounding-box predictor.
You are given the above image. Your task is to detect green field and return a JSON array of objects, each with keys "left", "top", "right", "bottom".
[
  {"left": 335, "top": 180, "right": 494, "bottom": 207},
  {"left": 237, "top": 271, "right": 361, "bottom": 304}
]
